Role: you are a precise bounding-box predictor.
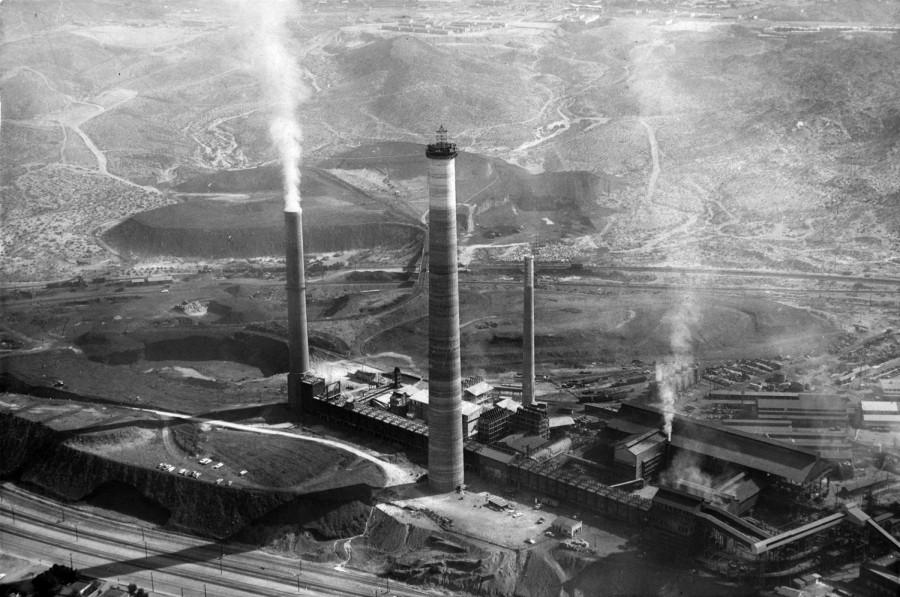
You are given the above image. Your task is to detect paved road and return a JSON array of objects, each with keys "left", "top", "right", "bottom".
[{"left": 0, "top": 484, "right": 438, "bottom": 597}]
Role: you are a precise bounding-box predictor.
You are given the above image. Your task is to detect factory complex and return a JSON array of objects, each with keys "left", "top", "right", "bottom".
[{"left": 272, "top": 128, "right": 900, "bottom": 589}]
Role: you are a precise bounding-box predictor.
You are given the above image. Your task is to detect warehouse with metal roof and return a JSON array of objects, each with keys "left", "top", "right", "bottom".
[{"left": 611, "top": 403, "right": 831, "bottom": 485}]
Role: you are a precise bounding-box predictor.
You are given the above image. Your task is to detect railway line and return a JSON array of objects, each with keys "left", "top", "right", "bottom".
[{"left": 0, "top": 484, "right": 433, "bottom": 597}]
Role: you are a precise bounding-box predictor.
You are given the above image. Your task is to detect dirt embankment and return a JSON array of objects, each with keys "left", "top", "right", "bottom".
[
  {"left": 0, "top": 410, "right": 375, "bottom": 540},
  {"left": 345, "top": 505, "right": 523, "bottom": 597}
]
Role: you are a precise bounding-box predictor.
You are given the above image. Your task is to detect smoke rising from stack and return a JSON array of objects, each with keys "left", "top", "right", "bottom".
[
  {"left": 240, "top": 0, "right": 310, "bottom": 385},
  {"left": 242, "top": 0, "right": 308, "bottom": 213},
  {"left": 657, "top": 292, "right": 700, "bottom": 441}
]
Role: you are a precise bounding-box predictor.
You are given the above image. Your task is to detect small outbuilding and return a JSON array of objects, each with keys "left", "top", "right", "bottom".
[
  {"left": 486, "top": 495, "right": 510, "bottom": 510},
  {"left": 551, "top": 516, "right": 582, "bottom": 538}
]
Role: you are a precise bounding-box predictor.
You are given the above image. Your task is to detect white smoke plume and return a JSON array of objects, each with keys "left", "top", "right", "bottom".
[
  {"left": 660, "top": 450, "right": 728, "bottom": 508},
  {"left": 658, "top": 291, "right": 700, "bottom": 440},
  {"left": 661, "top": 450, "right": 712, "bottom": 490},
  {"left": 240, "top": 0, "right": 308, "bottom": 213}
]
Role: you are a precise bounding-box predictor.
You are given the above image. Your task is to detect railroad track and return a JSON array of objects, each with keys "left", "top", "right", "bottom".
[{"left": 0, "top": 484, "right": 429, "bottom": 597}]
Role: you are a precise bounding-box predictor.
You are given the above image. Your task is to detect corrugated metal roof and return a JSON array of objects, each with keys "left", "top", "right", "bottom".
[
  {"left": 465, "top": 381, "right": 493, "bottom": 396},
  {"left": 606, "top": 418, "right": 652, "bottom": 435},
  {"left": 549, "top": 415, "right": 576, "bottom": 428},
  {"left": 495, "top": 397, "right": 521, "bottom": 412},
  {"left": 628, "top": 433, "right": 666, "bottom": 456},
  {"left": 757, "top": 395, "right": 846, "bottom": 411},
  {"left": 552, "top": 516, "right": 582, "bottom": 531},
  {"left": 617, "top": 403, "right": 824, "bottom": 484},
  {"left": 407, "top": 388, "right": 429, "bottom": 403},
  {"left": 862, "top": 414, "right": 900, "bottom": 423},
  {"left": 861, "top": 400, "right": 900, "bottom": 412},
  {"left": 476, "top": 446, "right": 516, "bottom": 464}
]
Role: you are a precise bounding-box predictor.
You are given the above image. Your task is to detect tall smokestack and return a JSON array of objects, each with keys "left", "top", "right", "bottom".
[
  {"left": 285, "top": 203, "right": 310, "bottom": 411},
  {"left": 426, "top": 125, "right": 464, "bottom": 493},
  {"left": 523, "top": 255, "right": 535, "bottom": 406}
]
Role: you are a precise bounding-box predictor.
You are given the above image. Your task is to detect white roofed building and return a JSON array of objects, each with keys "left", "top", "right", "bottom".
[
  {"left": 407, "top": 388, "right": 483, "bottom": 438},
  {"left": 464, "top": 381, "right": 496, "bottom": 405},
  {"left": 859, "top": 400, "right": 900, "bottom": 429}
]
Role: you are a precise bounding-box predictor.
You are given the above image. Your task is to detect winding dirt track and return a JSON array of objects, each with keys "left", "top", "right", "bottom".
[{"left": 135, "top": 407, "right": 417, "bottom": 487}]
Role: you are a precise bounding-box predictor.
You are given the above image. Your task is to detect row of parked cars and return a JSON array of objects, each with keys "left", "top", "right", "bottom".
[
  {"left": 157, "top": 457, "right": 249, "bottom": 480},
  {"left": 156, "top": 462, "right": 201, "bottom": 478}
]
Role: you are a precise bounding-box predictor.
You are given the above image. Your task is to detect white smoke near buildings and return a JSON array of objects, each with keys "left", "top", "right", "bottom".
[
  {"left": 657, "top": 291, "right": 700, "bottom": 440},
  {"left": 239, "top": 0, "right": 308, "bottom": 213},
  {"left": 660, "top": 449, "right": 712, "bottom": 491},
  {"left": 660, "top": 450, "right": 729, "bottom": 509}
]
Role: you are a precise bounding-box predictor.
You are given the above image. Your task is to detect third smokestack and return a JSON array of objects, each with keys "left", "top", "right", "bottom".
[{"left": 523, "top": 255, "right": 535, "bottom": 406}]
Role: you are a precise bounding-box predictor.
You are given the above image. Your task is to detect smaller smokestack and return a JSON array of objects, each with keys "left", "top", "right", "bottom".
[
  {"left": 523, "top": 255, "right": 535, "bottom": 406},
  {"left": 285, "top": 205, "right": 310, "bottom": 411}
]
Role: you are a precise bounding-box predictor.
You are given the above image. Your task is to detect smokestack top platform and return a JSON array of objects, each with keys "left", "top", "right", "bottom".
[{"left": 426, "top": 125, "right": 458, "bottom": 159}]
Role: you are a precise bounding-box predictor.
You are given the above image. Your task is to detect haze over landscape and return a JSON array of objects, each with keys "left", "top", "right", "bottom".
[{"left": 2, "top": 1, "right": 900, "bottom": 596}]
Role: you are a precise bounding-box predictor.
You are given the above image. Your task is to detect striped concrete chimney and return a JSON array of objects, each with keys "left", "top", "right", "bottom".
[
  {"left": 426, "top": 125, "right": 464, "bottom": 493},
  {"left": 523, "top": 255, "right": 535, "bottom": 406}
]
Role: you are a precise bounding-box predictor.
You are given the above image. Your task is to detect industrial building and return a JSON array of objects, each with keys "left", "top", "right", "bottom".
[
  {"left": 613, "top": 429, "right": 667, "bottom": 480},
  {"left": 510, "top": 402, "right": 550, "bottom": 438},
  {"left": 705, "top": 390, "right": 850, "bottom": 428},
  {"left": 293, "top": 372, "right": 900, "bottom": 582},
  {"left": 879, "top": 378, "right": 900, "bottom": 397},
  {"left": 550, "top": 516, "right": 582, "bottom": 538},
  {"left": 858, "top": 553, "right": 900, "bottom": 596},
  {"left": 477, "top": 406, "right": 511, "bottom": 443},
  {"left": 278, "top": 130, "right": 899, "bottom": 588},
  {"left": 718, "top": 419, "right": 852, "bottom": 461},
  {"left": 858, "top": 400, "right": 900, "bottom": 429},
  {"left": 609, "top": 403, "right": 831, "bottom": 488},
  {"left": 463, "top": 379, "right": 496, "bottom": 405}
]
